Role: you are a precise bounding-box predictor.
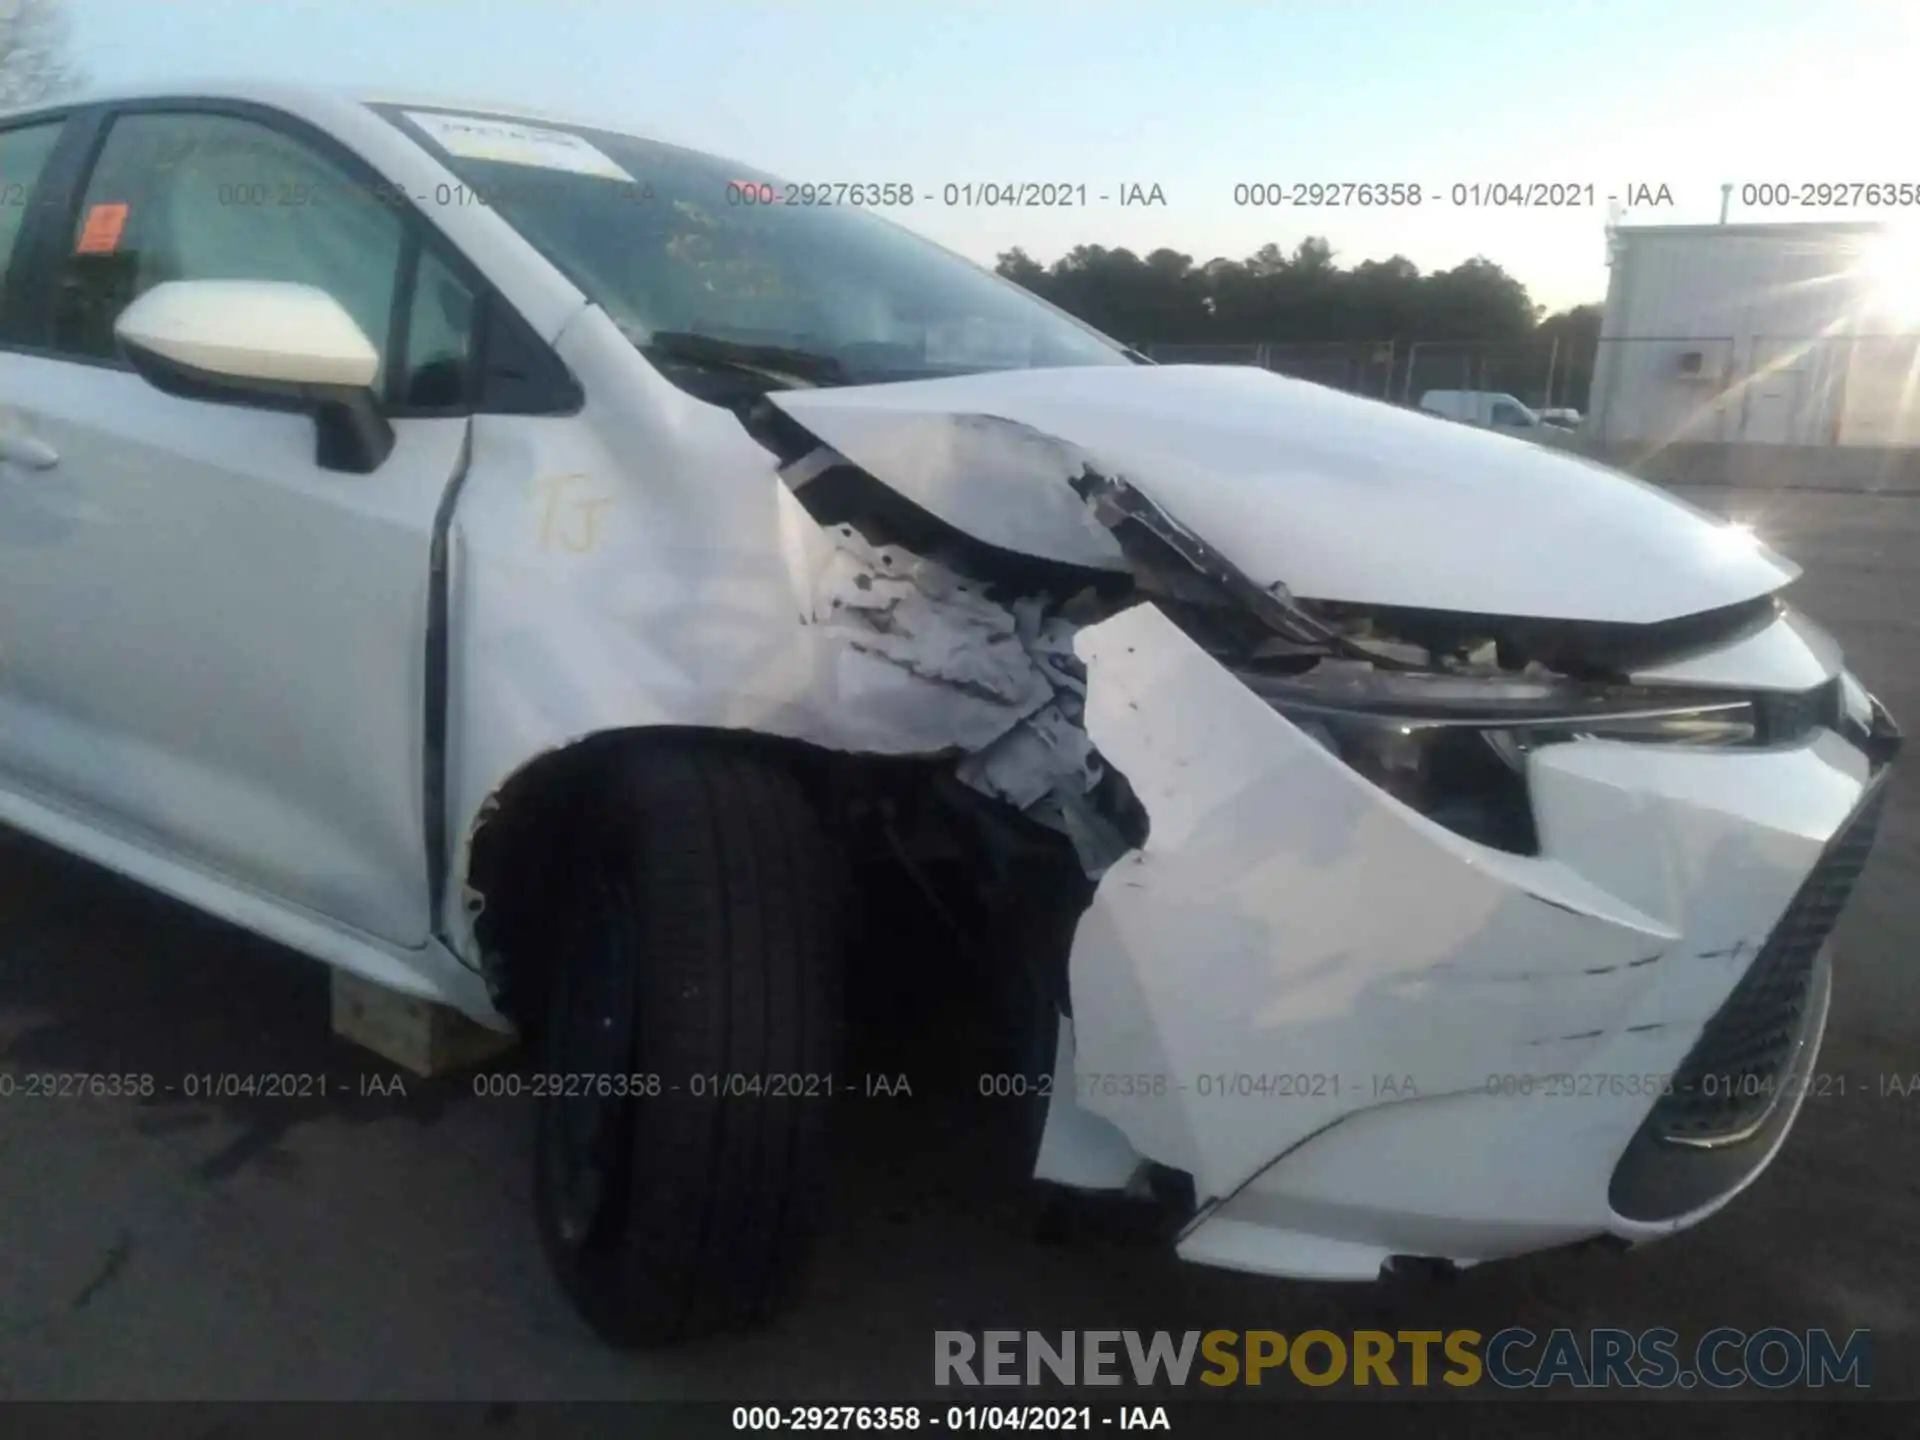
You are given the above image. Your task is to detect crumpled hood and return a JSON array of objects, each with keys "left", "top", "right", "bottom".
[{"left": 769, "top": 363, "right": 1798, "bottom": 625}]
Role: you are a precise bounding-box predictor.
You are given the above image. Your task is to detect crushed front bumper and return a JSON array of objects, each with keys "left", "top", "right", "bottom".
[{"left": 1044, "top": 603, "right": 1896, "bottom": 1281}]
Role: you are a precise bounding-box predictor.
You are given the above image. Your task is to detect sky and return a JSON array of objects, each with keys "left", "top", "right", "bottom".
[{"left": 60, "top": 0, "right": 1920, "bottom": 313}]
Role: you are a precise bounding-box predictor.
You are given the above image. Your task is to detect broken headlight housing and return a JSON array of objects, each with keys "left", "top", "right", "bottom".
[{"left": 1238, "top": 665, "right": 1828, "bottom": 855}]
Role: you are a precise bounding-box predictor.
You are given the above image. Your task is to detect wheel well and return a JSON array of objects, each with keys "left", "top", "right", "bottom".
[
  {"left": 464, "top": 727, "right": 858, "bottom": 1032},
  {"left": 464, "top": 726, "right": 1096, "bottom": 1060}
]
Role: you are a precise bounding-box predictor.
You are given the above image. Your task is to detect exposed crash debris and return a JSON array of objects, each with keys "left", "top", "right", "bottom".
[
  {"left": 777, "top": 404, "right": 1879, "bottom": 900},
  {"left": 957, "top": 699, "right": 1095, "bottom": 811},
  {"left": 806, "top": 522, "right": 1131, "bottom": 873},
  {"left": 783, "top": 424, "right": 1595, "bottom": 878},
  {"left": 955, "top": 597, "right": 1095, "bottom": 805},
  {"left": 811, "top": 527, "right": 1055, "bottom": 720},
  {"left": 774, "top": 410, "right": 1642, "bottom": 692},
  {"left": 778, "top": 416, "right": 1517, "bottom": 677},
  {"left": 772, "top": 416, "right": 1128, "bottom": 572}
]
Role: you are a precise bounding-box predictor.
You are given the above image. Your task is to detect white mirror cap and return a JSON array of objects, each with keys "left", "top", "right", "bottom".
[{"left": 115, "top": 280, "right": 381, "bottom": 389}]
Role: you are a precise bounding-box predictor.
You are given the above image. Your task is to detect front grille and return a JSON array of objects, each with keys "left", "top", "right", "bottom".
[{"left": 1649, "top": 776, "right": 1889, "bottom": 1146}]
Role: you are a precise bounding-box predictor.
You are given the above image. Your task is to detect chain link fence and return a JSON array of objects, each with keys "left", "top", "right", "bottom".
[
  {"left": 1134, "top": 338, "right": 1588, "bottom": 411},
  {"left": 1136, "top": 332, "right": 1920, "bottom": 491}
]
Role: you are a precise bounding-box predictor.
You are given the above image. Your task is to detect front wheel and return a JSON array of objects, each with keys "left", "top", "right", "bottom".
[{"left": 531, "top": 742, "right": 844, "bottom": 1346}]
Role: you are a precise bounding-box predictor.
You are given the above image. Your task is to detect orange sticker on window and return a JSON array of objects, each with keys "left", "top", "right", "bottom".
[{"left": 76, "top": 202, "right": 129, "bottom": 255}]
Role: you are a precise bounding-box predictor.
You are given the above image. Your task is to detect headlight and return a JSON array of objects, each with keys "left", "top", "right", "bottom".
[{"left": 1237, "top": 664, "right": 1769, "bottom": 855}]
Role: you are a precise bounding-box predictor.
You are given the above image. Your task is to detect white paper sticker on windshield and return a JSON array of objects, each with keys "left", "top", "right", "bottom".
[{"left": 405, "top": 111, "right": 635, "bottom": 182}]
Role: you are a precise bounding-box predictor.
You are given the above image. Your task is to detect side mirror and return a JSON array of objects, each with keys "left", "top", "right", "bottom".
[{"left": 114, "top": 280, "right": 395, "bottom": 473}]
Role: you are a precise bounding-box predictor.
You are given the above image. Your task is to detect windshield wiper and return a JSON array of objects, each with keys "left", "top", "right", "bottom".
[{"left": 637, "top": 330, "right": 849, "bottom": 388}]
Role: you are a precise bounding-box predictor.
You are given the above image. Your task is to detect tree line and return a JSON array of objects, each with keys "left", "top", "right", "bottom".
[
  {"left": 0, "top": 0, "right": 81, "bottom": 109},
  {"left": 995, "top": 239, "right": 1602, "bottom": 411}
]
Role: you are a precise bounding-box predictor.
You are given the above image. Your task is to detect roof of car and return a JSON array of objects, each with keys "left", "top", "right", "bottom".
[{"left": 1, "top": 78, "right": 652, "bottom": 141}]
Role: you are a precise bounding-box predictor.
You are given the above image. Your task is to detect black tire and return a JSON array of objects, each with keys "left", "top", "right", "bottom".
[{"left": 531, "top": 741, "right": 843, "bottom": 1346}]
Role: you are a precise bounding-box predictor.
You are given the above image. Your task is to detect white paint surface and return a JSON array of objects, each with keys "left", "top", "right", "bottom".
[{"left": 1630, "top": 602, "right": 1844, "bottom": 691}]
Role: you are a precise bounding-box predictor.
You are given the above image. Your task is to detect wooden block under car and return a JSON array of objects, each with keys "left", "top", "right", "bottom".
[{"left": 330, "top": 968, "right": 518, "bottom": 1077}]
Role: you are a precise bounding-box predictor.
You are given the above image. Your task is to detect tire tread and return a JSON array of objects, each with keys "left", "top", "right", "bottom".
[{"left": 536, "top": 740, "right": 841, "bottom": 1346}]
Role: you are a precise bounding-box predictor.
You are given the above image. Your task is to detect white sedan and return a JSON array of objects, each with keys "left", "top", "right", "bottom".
[{"left": 0, "top": 82, "right": 1899, "bottom": 1346}]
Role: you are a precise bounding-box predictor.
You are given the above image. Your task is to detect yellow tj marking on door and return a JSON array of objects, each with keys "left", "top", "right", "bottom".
[{"left": 533, "top": 472, "right": 615, "bottom": 554}]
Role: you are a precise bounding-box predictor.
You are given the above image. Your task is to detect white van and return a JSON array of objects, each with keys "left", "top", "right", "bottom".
[{"left": 1419, "top": 389, "right": 1546, "bottom": 434}]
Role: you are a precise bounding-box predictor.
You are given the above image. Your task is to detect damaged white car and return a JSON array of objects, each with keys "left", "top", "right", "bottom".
[{"left": 0, "top": 84, "right": 1900, "bottom": 1346}]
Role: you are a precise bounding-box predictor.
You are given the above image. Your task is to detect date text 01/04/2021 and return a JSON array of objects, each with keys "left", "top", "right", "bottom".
[
  {"left": 977, "top": 1072, "right": 1416, "bottom": 1101},
  {"left": 468, "top": 1071, "right": 912, "bottom": 1099},
  {"left": 0, "top": 1072, "right": 407, "bottom": 1099},
  {"left": 1227, "top": 181, "right": 1677, "bottom": 208},
  {"left": 979, "top": 1071, "right": 1873, "bottom": 1102},
  {"left": 212, "top": 179, "right": 658, "bottom": 209},
  {"left": 206, "top": 177, "right": 1171, "bottom": 208},
  {"left": 730, "top": 1405, "right": 1172, "bottom": 1432},
  {"left": 722, "top": 182, "right": 1168, "bottom": 208}
]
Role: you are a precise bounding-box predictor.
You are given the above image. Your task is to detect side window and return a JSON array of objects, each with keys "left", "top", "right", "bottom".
[
  {"left": 0, "top": 121, "right": 65, "bottom": 329},
  {"left": 51, "top": 112, "right": 405, "bottom": 377},
  {"left": 393, "top": 242, "right": 478, "bottom": 409},
  {"left": 1489, "top": 401, "right": 1529, "bottom": 427}
]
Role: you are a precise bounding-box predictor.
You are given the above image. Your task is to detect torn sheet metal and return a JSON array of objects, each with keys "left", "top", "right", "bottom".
[
  {"left": 951, "top": 598, "right": 1101, "bottom": 806},
  {"left": 1062, "top": 601, "right": 1865, "bottom": 1223},
  {"left": 955, "top": 703, "right": 1098, "bottom": 810},
  {"left": 797, "top": 520, "right": 1114, "bottom": 844},
  {"left": 808, "top": 525, "right": 1055, "bottom": 750},
  {"left": 764, "top": 406, "right": 1129, "bottom": 572},
  {"left": 770, "top": 364, "right": 1798, "bottom": 623}
]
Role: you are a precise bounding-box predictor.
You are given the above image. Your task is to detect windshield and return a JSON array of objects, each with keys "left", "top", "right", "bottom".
[{"left": 379, "top": 107, "right": 1132, "bottom": 391}]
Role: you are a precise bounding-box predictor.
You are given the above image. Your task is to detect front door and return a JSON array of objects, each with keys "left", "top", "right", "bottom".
[{"left": 0, "top": 104, "right": 480, "bottom": 945}]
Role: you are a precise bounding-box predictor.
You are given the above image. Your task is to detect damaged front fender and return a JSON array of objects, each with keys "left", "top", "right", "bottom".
[
  {"left": 1058, "top": 602, "right": 1863, "bottom": 1224},
  {"left": 447, "top": 311, "right": 1135, "bottom": 969}
]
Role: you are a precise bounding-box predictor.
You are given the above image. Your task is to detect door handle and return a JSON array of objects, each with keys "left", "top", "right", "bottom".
[{"left": 0, "top": 434, "right": 59, "bottom": 470}]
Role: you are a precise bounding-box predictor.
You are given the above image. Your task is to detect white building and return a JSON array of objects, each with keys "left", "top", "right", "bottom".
[{"left": 1587, "top": 221, "right": 1920, "bottom": 447}]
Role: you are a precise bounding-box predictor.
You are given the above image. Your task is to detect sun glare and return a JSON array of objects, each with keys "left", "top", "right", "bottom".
[{"left": 1856, "top": 228, "right": 1920, "bottom": 326}]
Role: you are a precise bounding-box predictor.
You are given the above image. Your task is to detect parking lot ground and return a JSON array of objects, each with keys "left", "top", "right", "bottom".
[{"left": 1, "top": 484, "right": 1918, "bottom": 1410}]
